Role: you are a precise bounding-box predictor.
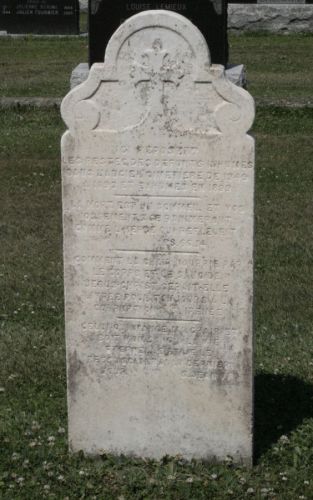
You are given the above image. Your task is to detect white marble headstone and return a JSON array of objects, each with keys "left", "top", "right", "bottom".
[{"left": 61, "top": 10, "right": 255, "bottom": 464}]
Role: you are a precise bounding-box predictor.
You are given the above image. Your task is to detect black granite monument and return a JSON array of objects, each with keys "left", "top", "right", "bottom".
[
  {"left": 0, "top": 0, "right": 79, "bottom": 34},
  {"left": 89, "top": 0, "right": 228, "bottom": 67}
]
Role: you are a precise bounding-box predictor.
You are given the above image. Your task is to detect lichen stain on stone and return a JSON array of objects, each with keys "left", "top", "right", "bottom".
[
  {"left": 242, "top": 348, "right": 252, "bottom": 385},
  {"left": 66, "top": 264, "right": 77, "bottom": 287},
  {"left": 216, "top": 360, "right": 226, "bottom": 386},
  {"left": 68, "top": 350, "right": 87, "bottom": 401}
]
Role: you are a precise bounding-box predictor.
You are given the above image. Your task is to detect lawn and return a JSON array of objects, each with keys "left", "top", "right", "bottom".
[
  {"left": 0, "top": 37, "right": 87, "bottom": 98},
  {"left": 0, "top": 31, "right": 313, "bottom": 499},
  {"left": 1, "top": 105, "right": 313, "bottom": 498},
  {"left": 230, "top": 34, "right": 313, "bottom": 104},
  {"left": 0, "top": 33, "right": 312, "bottom": 102}
]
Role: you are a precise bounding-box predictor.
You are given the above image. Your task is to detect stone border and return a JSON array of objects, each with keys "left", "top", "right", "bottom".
[
  {"left": 79, "top": 0, "right": 87, "bottom": 12},
  {"left": 0, "top": 97, "right": 62, "bottom": 108},
  {"left": 228, "top": 4, "right": 313, "bottom": 32},
  {"left": 1, "top": 96, "right": 312, "bottom": 110},
  {"left": 256, "top": 98, "right": 313, "bottom": 108},
  {"left": 0, "top": 33, "right": 87, "bottom": 38}
]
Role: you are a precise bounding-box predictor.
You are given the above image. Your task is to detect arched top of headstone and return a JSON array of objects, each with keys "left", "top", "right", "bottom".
[
  {"left": 104, "top": 9, "right": 211, "bottom": 70},
  {"left": 61, "top": 10, "right": 254, "bottom": 138}
]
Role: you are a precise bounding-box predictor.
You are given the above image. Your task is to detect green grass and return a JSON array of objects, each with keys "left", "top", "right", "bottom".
[
  {"left": 1, "top": 107, "right": 313, "bottom": 498},
  {"left": 0, "top": 33, "right": 312, "bottom": 101},
  {"left": 230, "top": 34, "right": 313, "bottom": 102},
  {"left": 0, "top": 37, "right": 87, "bottom": 97}
]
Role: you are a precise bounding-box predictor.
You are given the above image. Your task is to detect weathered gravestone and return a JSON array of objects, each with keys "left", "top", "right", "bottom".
[
  {"left": 0, "top": 0, "right": 79, "bottom": 34},
  {"left": 89, "top": 0, "right": 228, "bottom": 66},
  {"left": 61, "top": 10, "right": 255, "bottom": 463}
]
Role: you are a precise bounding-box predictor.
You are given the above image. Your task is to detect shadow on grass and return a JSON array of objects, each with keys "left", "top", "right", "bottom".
[{"left": 254, "top": 373, "right": 313, "bottom": 461}]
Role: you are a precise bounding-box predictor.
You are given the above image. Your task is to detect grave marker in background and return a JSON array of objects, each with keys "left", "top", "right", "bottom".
[
  {"left": 0, "top": 0, "right": 79, "bottom": 34},
  {"left": 61, "top": 10, "right": 255, "bottom": 463},
  {"left": 88, "top": 0, "right": 228, "bottom": 66}
]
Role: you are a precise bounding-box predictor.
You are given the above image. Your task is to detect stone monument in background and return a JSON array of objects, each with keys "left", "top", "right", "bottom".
[
  {"left": 88, "top": 0, "right": 228, "bottom": 66},
  {"left": 61, "top": 10, "right": 255, "bottom": 464},
  {"left": 0, "top": 0, "right": 79, "bottom": 34}
]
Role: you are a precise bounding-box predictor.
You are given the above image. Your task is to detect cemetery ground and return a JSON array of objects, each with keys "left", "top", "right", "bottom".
[
  {"left": 0, "top": 34, "right": 313, "bottom": 499},
  {"left": 1, "top": 33, "right": 313, "bottom": 103}
]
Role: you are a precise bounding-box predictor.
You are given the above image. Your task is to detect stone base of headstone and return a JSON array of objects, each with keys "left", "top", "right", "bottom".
[
  {"left": 70, "top": 62, "right": 247, "bottom": 90},
  {"left": 226, "top": 64, "right": 246, "bottom": 88},
  {"left": 70, "top": 63, "right": 89, "bottom": 89},
  {"left": 0, "top": 33, "right": 86, "bottom": 38},
  {"left": 228, "top": 5, "right": 313, "bottom": 33},
  {"left": 79, "top": 0, "right": 88, "bottom": 12}
]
